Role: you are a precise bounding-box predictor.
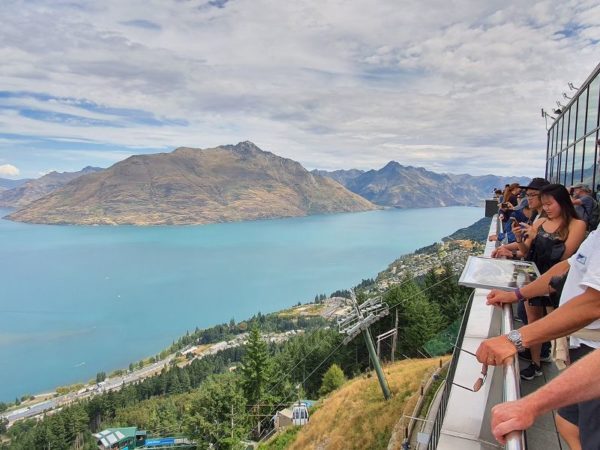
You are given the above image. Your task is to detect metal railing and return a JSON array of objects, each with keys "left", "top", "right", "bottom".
[
  {"left": 427, "top": 213, "right": 525, "bottom": 449},
  {"left": 497, "top": 214, "right": 524, "bottom": 449},
  {"left": 426, "top": 290, "right": 475, "bottom": 450}
]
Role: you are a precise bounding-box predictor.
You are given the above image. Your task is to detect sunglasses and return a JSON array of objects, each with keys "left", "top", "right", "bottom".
[{"left": 451, "top": 346, "right": 488, "bottom": 393}]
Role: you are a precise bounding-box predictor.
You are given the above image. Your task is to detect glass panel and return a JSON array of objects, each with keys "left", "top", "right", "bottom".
[
  {"left": 555, "top": 123, "right": 560, "bottom": 154},
  {"left": 583, "top": 135, "right": 597, "bottom": 188},
  {"left": 587, "top": 75, "right": 600, "bottom": 133},
  {"left": 559, "top": 150, "right": 565, "bottom": 184},
  {"left": 564, "top": 147, "right": 574, "bottom": 186},
  {"left": 549, "top": 127, "right": 554, "bottom": 160},
  {"left": 567, "top": 108, "right": 575, "bottom": 146},
  {"left": 577, "top": 88, "right": 588, "bottom": 140},
  {"left": 573, "top": 141, "right": 584, "bottom": 183},
  {"left": 553, "top": 155, "right": 560, "bottom": 182}
]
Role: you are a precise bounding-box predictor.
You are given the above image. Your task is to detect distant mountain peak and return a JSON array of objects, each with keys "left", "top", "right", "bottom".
[
  {"left": 382, "top": 161, "right": 402, "bottom": 170},
  {"left": 224, "top": 141, "right": 262, "bottom": 153}
]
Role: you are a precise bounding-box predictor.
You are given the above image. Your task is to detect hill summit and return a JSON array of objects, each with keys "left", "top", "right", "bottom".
[{"left": 7, "top": 142, "right": 376, "bottom": 225}]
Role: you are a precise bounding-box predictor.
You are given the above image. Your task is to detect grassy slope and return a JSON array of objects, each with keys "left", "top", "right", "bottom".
[{"left": 268, "top": 358, "right": 445, "bottom": 450}]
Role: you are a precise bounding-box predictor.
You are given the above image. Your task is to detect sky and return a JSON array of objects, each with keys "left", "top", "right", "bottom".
[{"left": 0, "top": 0, "right": 599, "bottom": 179}]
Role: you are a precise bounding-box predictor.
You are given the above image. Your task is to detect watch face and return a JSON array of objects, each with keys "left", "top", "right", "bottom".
[{"left": 508, "top": 330, "right": 520, "bottom": 340}]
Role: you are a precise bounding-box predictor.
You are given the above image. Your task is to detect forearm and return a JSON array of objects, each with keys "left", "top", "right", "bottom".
[
  {"left": 520, "top": 287, "right": 600, "bottom": 347},
  {"left": 522, "top": 349, "right": 600, "bottom": 415},
  {"left": 519, "top": 260, "right": 570, "bottom": 299}
]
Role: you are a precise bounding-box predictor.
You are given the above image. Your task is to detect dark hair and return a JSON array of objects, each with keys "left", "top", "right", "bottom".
[{"left": 539, "top": 183, "right": 579, "bottom": 239}]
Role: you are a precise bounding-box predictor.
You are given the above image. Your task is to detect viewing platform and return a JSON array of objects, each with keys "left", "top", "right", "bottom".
[{"left": 424, "top": 215, "right": 564, "bottom": 450}]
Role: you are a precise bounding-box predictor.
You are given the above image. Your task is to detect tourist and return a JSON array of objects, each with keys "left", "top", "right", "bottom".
[
  {"left": 494, "top": 189, "right": 503, "bottom": 203},
  {"left": 571, "top": 183, "right": 595, "bottom": 227},
  {"left": 493, "top": 184, "right": 586, "bottom": 379},
  {"left": 490, "top": 348, "right": 600, "bottom": 447},
  {"left": 492, "top": 179, "right": 548, "bottom": 343},
  {"left": 488, "top": 200, "right": 531, "bottom": 244},
  {"left": 476, "top": 227, "right": 600, "bottom": 449}
]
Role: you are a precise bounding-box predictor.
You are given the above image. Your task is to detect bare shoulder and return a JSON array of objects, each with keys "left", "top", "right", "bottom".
[{"left": 570, "top": 218, "right": 587, "bottom": 231}]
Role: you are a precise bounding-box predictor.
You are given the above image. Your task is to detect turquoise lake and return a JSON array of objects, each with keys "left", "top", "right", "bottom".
[{"left": 0, "top": 206, "right": 482, "bottom": 401}]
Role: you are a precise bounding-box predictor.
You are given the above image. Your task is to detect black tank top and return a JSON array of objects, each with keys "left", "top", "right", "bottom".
[{"left": 526, "top": 223, "right": 565, "bottom": 274}]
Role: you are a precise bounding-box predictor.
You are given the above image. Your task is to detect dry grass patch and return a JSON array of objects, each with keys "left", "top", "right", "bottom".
[
  {"left": 192, "top": 344, "right": 212, "bottom": 356},
  {"left": 278, "top": 304, "right": 325, "bottom": 318},
  {"left": 288, "top": 358, "right": 445, "bottom": 450}
]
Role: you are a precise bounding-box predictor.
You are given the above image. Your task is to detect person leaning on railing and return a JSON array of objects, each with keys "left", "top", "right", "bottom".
[
  {"left": 492, "top": 178, "right": 549, "bottom": 259},
  {"left": 491, "top": 182, "right": 588, "bottom": 380},
  {"left": 475, "top": 228, "right": 600, "bottom": 450},
  {"left": 514, "top": 185, "right": 585, "bottom": 380},
  {"left": 489, "top": 348, "right": 600, "bottom": 446}
]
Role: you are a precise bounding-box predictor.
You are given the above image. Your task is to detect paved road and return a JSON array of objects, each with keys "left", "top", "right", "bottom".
[{"left": 0, "top": 357, "right": 172, "bottom": 425}]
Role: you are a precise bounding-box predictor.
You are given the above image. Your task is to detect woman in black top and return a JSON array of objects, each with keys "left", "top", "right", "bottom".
[{"left": 513, "top": 184, "right": 586, "bottom": 380}]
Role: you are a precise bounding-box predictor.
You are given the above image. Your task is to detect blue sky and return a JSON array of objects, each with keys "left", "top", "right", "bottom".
[{"left": 0, "top": 0, "right": 599, "bottom": 179}]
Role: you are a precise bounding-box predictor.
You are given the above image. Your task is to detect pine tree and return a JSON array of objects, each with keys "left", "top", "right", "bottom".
[
  {"left": 240, "top": 326, "right": 271, "bottom": 406},
  {"left": 384, "top": 275, "right": 444, "bottom": 356},
  {"left": 319, "top": 364, "right": 346, "bottom": 396}
]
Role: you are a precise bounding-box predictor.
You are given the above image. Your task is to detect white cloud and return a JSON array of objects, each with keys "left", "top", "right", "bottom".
[
  {"left": 0, "top": 0, "right": 599, "bottom": 178},
  {"left": 0, "top": 164, "right": 20, "bottom": 177}
]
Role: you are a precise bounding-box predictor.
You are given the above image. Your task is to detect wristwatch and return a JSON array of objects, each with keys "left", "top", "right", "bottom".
[{"left": 506, "top": 329, "right": 525, "bottom": 352}]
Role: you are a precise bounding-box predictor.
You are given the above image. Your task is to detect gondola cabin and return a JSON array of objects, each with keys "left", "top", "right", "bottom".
[{"left": 292, "top": 401, "right": 309, "bottom": 426}]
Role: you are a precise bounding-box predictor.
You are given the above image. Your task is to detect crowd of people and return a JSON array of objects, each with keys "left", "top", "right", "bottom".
[{"left": 478, "top": 179, "right": 600, "bottom": 449}]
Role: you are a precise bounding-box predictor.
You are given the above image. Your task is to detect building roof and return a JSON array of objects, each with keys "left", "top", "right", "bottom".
[{"left": 93, "top": 427, "right": 137, "bottom": 447}]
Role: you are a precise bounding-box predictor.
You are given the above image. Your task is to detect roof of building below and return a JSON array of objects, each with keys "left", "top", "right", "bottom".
[{"left": 93, "top": 427, "right": 137, "bottom": 447}]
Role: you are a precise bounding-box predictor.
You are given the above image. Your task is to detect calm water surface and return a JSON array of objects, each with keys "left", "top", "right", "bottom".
[{"left": 0, "top": 206, "right": 482, "bottom": 400}]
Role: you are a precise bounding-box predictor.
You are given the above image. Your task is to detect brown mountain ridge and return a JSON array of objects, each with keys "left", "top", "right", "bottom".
[{"left": 7, "top": 142, "right": 376, "bottom": 225}]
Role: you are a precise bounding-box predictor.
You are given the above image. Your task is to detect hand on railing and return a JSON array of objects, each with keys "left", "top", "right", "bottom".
[
  {"left": 475, "top": 335, "right": 516, "bottom": 366},
  {"left": 490, "top": 398, "right": 536, "bottom": 445},
  {"left": 486, "top": 289, "right": 519, "bottom": 306},
  {"left": 491, "top": 246, "right": 513, "bottom": 258}
]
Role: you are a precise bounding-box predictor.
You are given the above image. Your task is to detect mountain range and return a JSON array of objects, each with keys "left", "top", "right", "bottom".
[
  {"left": 0, "top": 167, "right": 102, "bottom": 208},
  {"left": 0, "top": 177, "right": 31, "bottom": 191},
  {"left": 313, "top": 163, "right": 529, "bottom": 208},
  {"left": 3, "top": 141, "right": 530, "bottom": 225},
  {"left": 6, "top": 142, "right": 375, "bottom": 225}
]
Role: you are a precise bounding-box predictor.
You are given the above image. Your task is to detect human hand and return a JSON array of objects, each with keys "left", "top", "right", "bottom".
[
  {"left": 511, "top": 221, "right": 523, "bottom": 237},
  {"left": 518, "top": 222, "right": 532, "bottom": 238},
  {"left": 476, "top": 335, "right": 516, "bottom": 366},
  {"left": 491, "top": 399, "right": 538, "bottom": 444},
  {"left": 492, "top": 246, "right": 513, "bottom": 259},
  {"left": 486, "top": 290, "right": 518, "bottom": 306}
]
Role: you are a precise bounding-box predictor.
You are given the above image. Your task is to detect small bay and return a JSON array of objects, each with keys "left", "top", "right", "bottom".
[{"left": 0, "top": 206, "right": 482, "bottom": 401}]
